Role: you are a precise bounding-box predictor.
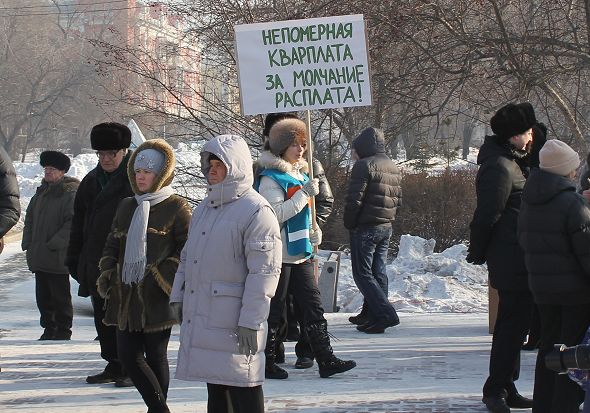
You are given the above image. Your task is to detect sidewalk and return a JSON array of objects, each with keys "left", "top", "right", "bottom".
[{"left": 0, "top": 277, "right": 536, "bottom": 413}]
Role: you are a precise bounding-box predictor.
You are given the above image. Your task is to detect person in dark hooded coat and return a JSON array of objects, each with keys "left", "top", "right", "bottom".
[
  {"left": 518, "top": 139, "right": 590, "bottom": 413},
  {"left": 467, "top": 102, "right": 537, "bottom": 413},
  {"left": 343, "top": 127, "right": 402, "bottom": 334}
]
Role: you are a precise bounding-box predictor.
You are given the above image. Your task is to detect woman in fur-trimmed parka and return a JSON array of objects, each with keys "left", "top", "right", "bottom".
[
  {"left": 97, "top": 139, "right": 191, "bottom": 413},
  {"left": 170, "top": 135, "right": 281, "bottom": 413}
]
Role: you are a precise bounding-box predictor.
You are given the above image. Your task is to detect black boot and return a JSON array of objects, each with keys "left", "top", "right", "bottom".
[
  {"left": 264, "top": 328, "right": 288, "bottom": 379},
  {"left": 275, "top": 341, "right": 285, "bottom": 364},
  {"left": 306, "top": 320, "right": 356, "bottom": 378},
  {"left": 348, "top": 301, "right": 369, "bottom": 325}
]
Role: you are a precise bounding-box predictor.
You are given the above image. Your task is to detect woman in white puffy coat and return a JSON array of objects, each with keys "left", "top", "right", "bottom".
[{"left": 169, "top": 135, "right": 282, "bottom": 413}]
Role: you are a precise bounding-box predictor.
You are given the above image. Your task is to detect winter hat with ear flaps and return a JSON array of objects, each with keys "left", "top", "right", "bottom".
[
  {"left": 490, "top": 102, "right": 537, "bottom": 140},
  {"left": 90, "top": 122, "right": 132, "bottom": 151},
  {"left": 539, "top": 139, "right": 580, "bottom": 177},
  {"left": 40, "top": 151, "right": 71, "bottom": 173},
  {"left": 266, "top": 118, "right": 307, "bottom": 156}
]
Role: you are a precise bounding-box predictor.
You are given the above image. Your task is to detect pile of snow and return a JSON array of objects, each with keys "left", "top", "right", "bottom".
[{"left": 337, "top": 234, "right": 488, "bottom": 313}]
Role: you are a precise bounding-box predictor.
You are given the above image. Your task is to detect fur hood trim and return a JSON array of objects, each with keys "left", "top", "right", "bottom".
[
  {"left": 128, "top": 139, "right": 175, "bottom": 194},
  {"left": 255, "top": 151, "right": 309, "bottom": 174}
]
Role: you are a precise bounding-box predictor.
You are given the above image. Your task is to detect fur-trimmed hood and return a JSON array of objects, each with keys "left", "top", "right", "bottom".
[
  {"left": 127, "top": 139, "right": 175, "bottom": 194},
  {"left": 255, "top": 150, "right": 309, "bottom": 175}
]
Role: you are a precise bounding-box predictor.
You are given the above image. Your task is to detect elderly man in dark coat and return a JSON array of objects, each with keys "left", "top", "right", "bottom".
[
  {"left": 66, "top": 122, "right": 134, "bottom": 386},
  {"left": 22, "top": 151, "right": 79, "bottom": 340},
  {"left": 0, "top": 145, "right": 20, "bottom": 252},
  {"left": 467, "top": 102, "right": 538, "bottom": 413}
]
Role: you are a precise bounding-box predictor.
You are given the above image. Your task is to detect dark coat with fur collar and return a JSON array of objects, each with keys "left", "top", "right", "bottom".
[
  {"left": 22, "top": 176, "right": 80, "bottom": 274},
  {"left": 97, "top": 139, "right": 191, "bottom": 332}
]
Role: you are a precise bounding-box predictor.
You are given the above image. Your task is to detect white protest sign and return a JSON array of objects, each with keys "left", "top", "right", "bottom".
[{"left": 234, "top": 14, "right": 372, "bottom": 115}]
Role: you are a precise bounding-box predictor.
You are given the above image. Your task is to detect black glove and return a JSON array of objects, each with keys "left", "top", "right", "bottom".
[
  {"left": 66, "top": 258, "right": 79, "bottom": 281},
  {"left": 529, "top": 122, "right": 548, "bottom": 168},
  {"left": 466, "top": 251, "right": 485, "bottom": 265}
]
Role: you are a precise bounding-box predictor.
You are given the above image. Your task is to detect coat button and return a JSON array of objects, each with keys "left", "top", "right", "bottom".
[
  {"left": 193, "top": 260, "right": 197, "bottom": 264},
  {"left": 213, "top": 290, "right": 217, "bottom": 294},
  {"left": 202, "top": 232, "right": 205, "bottom": 235},
  {"left": 191, "top": 290, "right": 194, "bottom": 294}
]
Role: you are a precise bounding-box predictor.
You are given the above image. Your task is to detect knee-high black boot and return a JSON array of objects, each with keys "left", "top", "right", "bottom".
[
  {"left": 306, "top": 320, "right": 356, "bottom": 378},
  {"left": 264, "top": 328, "right": 288, "bottom": 379}
]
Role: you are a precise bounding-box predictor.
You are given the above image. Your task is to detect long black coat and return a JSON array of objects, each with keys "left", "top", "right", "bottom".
[
  {"left": 66, "top": 158, "right": 133, "bottom": 297},
  {"left": 518, "top": 168, "right": 590, "bottom": 304},
  {"left": 0, "top": 146, "right": 20, "bottom": 238},
  {"left": 343, "top": 133, "right": 402, "bottom": 230},
  {"left": 468, "top": 135, "right": 529, "bottom": 291}
]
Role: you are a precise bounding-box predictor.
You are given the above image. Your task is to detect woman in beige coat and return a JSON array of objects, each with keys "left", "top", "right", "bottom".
[{"left": 170, "top": 135, "right": 281, "bottom": 413}]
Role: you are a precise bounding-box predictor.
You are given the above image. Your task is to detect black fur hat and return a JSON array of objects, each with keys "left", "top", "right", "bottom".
[
  {"left": 90, "top": 122, "right": 132, "bottom": 150},
  {"left": 490, "top": 102, "right": 537, "bottom": 140},
  {"left": 40, "top": 150, "right": 71, "bottom": 172}
]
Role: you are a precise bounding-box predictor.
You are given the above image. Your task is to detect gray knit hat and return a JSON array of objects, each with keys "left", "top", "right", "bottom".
[
  {"left": 266, "top": 118, "right": 307, "bottom": 156},
  {"left": 133, "top": 148, "right": 165, "bottom": 174},
  {"left": 539, "top": 139, "right": 580, "bottom": 176}
]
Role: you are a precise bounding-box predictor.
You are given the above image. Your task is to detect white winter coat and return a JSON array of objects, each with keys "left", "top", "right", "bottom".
[{"left": 170, "top": 135, "right": 282, "bottom": 387}]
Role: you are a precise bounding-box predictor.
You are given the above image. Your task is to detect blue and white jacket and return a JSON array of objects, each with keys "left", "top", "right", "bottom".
[{"left": 255, "top": 151, "right": 314, "bottom": 264}]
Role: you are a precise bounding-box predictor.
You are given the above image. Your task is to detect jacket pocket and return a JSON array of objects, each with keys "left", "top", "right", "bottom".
[{"left": 207, "top": 281, "right": 245, "bottom": 330}]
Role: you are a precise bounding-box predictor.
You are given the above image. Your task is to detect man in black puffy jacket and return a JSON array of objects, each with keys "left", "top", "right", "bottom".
[
  {"left": 0, "top": 146, "right": 20, "bottom": 253},
  {"left": 518, "top": 139, "right": 590, "bottom": 413},
  {"left": 343, "top": 127, "right": 402, "bottom": 334}
]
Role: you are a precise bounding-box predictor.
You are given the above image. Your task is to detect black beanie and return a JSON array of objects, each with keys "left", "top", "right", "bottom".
[
  {"left": 40, "top": 150, "right": 71, "bottom": 172},
  {"left": 490, "top": 102, "right": 537, "bottom": 140},
  {"left": 90, "top": 122, "right": 132, "bottom": 150},
  {"left": 263, "top": 112, "right": 299, "bottom": 137}
]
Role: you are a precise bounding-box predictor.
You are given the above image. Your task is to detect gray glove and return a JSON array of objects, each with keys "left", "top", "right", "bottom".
[
  {"left": 310, "top": 225, "right": 322, "bottom": 246},
  {"left": 170, "top": 302, "right": 183, "bottom": 324},
  {"left": 237, "top": 326, "right": 258, "bottom": 356},
  {"left": 301, "top": 178, "right": 320, "bottom": 197}
]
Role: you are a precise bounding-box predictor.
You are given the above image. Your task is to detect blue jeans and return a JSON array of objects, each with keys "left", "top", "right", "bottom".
[{"left": 349, "top": 225, "right": 398, "bottom": 323}]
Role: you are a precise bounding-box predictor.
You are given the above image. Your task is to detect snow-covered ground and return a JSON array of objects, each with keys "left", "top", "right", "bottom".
[{"left": 0, "top": 235, "right": 534, "bottom": 413}]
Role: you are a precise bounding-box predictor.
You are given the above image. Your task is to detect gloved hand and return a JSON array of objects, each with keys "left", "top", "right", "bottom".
[
  {"left": 96, "top": 274, "right": 110, "bottom": 298},
  {"left": 170, "top": 302, "right": 183, "bottom": 324},
  {"left": 301, "top": 178, "right": 320, "bottom": 197},
  {"left": 65, "top": 258, "right": 78, "bottom": 281},
  {"left": 466, "top": 251, "right": 485, "bottom": 265},
  {"left": 310, "top": 225, "right": 322, "bottom": 246},
  {"left": 237, "top": 326, "right": 258, "bottom": 356}
]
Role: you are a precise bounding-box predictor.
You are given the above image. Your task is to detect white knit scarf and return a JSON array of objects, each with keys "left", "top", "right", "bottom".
[{"left": 122, "top": 185, "right": 175, "bottom": 285}]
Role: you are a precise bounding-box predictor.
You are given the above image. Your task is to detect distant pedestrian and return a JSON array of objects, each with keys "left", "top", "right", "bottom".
[
  {"left": 97, "top": 139, "right": 191, "bottom": 413},
  {"left": 170, "top": 135, "right": 282, "bottom": 413},
  {"left": 0, "top": 145, "right": 20, "bottom": 254},
  {"left": 22, "top": 151, "right": 79, "bottom": 340},
  {"left": 518, "top": 139, "right": 590, "bottom": 413},
  {"left": 66, "top": 122, "right": 134, "bottom": 386},
  {"left": 256, "top": 118, "right": 356, "bottom": 379},
  {"left": 467, "top": 102, "right": 537, "bottom": 412},
  {"left": 343, "top": 127, "right": 402, "bottom": 334}
]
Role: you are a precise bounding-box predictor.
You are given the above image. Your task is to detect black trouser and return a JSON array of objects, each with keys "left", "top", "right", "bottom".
[
  {"left": 34, "top": 272, "right": 73, "bottom": 332},
  {"left": 483, "top": 289, "right": 533, "bottom": 398},
  {"left": 207, "top": 383, "right": 264, "bottom": 413},
  {"left": 532, "top": 303, "right": 590, "bottom": 413},
  {"left": 91, "top": 294, "right": 122, "bottom": 371},
  {"left": 117, "top": 328, "right": 172, "bottom": 413},
  {"left": 267, "top": 261, "right": 326, "bottom": 335}
]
